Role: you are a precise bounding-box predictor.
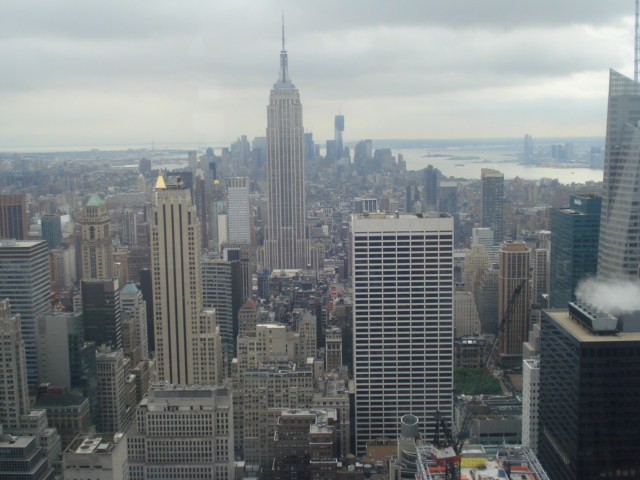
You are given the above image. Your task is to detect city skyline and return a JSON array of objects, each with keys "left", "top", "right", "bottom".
[{"left": 0, "top": 1, "right": 636, "bottom": 148}]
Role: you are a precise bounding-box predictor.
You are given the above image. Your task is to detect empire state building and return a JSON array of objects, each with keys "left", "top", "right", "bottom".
[{"left": 264, "top": 26, "right": 309, "bottom": 271}]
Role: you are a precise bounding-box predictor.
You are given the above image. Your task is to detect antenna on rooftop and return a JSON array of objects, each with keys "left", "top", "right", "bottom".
[
  {"left": 633, "top": 0, "right": 640, "bottom": 83},
  {"left": 282, "top": 12, "right": 285, "bottom": 51}
]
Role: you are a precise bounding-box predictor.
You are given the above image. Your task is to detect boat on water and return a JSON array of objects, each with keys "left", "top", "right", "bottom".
[{"left": 455, "top": 164, "right": 465, "bottom": 167}]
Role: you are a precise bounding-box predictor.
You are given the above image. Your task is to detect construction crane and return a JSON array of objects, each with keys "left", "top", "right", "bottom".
[{"left": 429, "top": 279, "right": 527, "bottom": 480}]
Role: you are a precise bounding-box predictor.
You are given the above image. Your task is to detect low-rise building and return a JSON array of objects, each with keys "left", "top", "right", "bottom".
[{"left": 63, "top": 434, "right": 128, "bottom": 480}]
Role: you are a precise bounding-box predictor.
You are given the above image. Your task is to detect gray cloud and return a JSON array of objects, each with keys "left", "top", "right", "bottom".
[{"left": 0, "top": 0, "right": 635, "bottom": 147}]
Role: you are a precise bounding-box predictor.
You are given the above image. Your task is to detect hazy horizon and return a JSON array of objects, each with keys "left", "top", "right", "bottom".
[{"left": 0, "top": 1, "right": 633, "bottom": 148}]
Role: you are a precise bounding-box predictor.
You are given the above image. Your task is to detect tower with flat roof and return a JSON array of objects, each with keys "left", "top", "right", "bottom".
[
  {"left": 481, "top": 168, "right": 504, "bottom": 243},
  {"left": 0, "top": 239, "right": 50, "bottom": 386},
  {"left": 351, "top": 212, "right": 454, "bottom": 453}
]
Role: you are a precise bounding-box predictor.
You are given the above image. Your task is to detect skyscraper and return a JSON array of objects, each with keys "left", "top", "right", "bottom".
[
  {"left": 227, "top": 177, "right": 251, "bottom": 244},
  {"left": 351, "top": 212, "right": 454, "bottom": 454},
  {"left": 264, "top": 26, "right": 309, "bottom": 270},
  {"left": 81, "top": 194, "right": 113, "bottom": 280},
  {"left": 41, "top": 214, "right": 62, "bottom": 249},
  {"left": 498, "top": 242, "right": 530, "bottom": 368},
  {"left": 549, "top": 194, "right": 601, "bottom": 308},
  {"left": 120, "top": 281, "right": 149, "bottom": 362},
  {"left": 598, "top": 70, "right": 640, "bottom": 279},
  {"left": 81, "top": 278, "right": 123, "bottom": 351},
  {"left": 481, "top": 168, "right": 504, "bottom": 243},
  {"left": 151, "top": 174, "right": 222, "bottom": 384},
  {"left": 120, "top": 208, "right": 137, "bottom": 246},
  {"left": 539, "top": 305, "right": 640, "bottom": 479},
  {"left": 0, "top": 194, "right": 27, "bottom": 240},
  {"left": 524, "top": 134, "right": 534, "bottom": 164},
  {"left": 422, "top": 165, "right": 438, "bottom": 212},
  {"left": 0, "top": 299, "right": 29, "bottom": 430},
  {"left": 0, "top": 239, "right": 50, "bottom": 386},
  {"left": 406, "top": 180, "right": 420, "bottom": 213},
  {"left": 334, "top": 114, "right": 344, "bottom": 160}
]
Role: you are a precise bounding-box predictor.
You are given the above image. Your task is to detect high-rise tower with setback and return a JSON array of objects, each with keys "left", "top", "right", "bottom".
[
  {"left": 598, "top": 70, "right": 640, "bottom": 279},
  {"left": 264, "top": 24, "right": 309, "bottom": 271}
]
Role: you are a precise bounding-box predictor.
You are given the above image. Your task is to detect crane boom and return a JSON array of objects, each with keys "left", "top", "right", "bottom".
[{"left": 431, "top": 279, "right": 527, "bottom": 480}]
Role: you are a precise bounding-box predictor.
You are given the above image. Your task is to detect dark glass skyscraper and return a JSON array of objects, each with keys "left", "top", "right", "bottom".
[
  {"left": 481, "top": 168, "right": 504, "bottom": 243},
  {"left": 539, "top": 305, "right": 640, "bottom": 479},
  {"left": 422, "top": 164, "right": 437, "bottom": 212},
  {"left": 549, "top": 194, "right": 601, "bottom": 308},
  {"left": 598, "top": 70, "right": 640, "bottom": 279},
  {"left": 41, "top": 214, "right": 62, "bottom": 249},
  {"left": 81, "top": 278, "right": 123, "bottom": 351}
]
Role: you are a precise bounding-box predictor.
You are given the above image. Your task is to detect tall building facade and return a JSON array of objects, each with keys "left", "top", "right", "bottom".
[
  {"left": 498, "top": 242, "right": 530, "bottom": 368},
  {"left": 81, "top": 279, "right": 123, "bottom": 351},
  {"left": 81, "top": 194, "right": 113, "bottom": 280},
  {"left": 126, "top": 383, "right": 234, "bottom": 480},
  {"left": 95, "top": 347, "right": 133, "bottom": 434},
  {"left": 522, "top": 357, "right": 540, "bottom": 453},
  {"left": 120, "top": 281, "right": 149, "bottom": 362},
  {"left": 202, "top": 256, "right": 242, "bottom": 354},
  {"left": 549, "top": 194, "right": 601, "bottom": 308},
  {"left": 151, "top": 175, "right": 222, "bottom": 384},
  {"left": 264, "top": 30, "right": 309, "bottom": 270},
  {"left": 598, "top": 70, "right": 640, "bottom": 279},
  {"left": 120, "top": 208, "right": 138, "bottom": 246},
  {"left": 351, "top": 213, "right": 454, "bottom": 453},
  {"left": 227, "top": 177, "right": 251, "bottom": 244},
  {"left": 539, "top": 305, "right": 640, "bottom": 479},
  {"left": 0, "top": 300, "right": 29, "bottom": 430},
  {"left": 422, "top": 165, "right": 438, "bottom": 212},
  {"left": 334, "top": 114, "right": 344, "bottom": 160},
  {"left": 481, "top": 168, "right": 504, "bottom": 243},
  {"left": 0, "top": 239, "right": 50, "bottom": 386},
  {"left": 0, "top": 194, "right": 27, "bottom": 240},
  {"left": 41, "top": 214, "right": 62, "bottom": 249}
]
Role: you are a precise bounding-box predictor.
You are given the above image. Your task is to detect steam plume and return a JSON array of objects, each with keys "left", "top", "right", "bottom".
[{"left": 575, "top": 277, "right": 640, "bottom": 314}]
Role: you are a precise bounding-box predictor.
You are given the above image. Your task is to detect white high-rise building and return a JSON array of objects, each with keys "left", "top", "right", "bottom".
[
  {"left": 264, "top": 26, "right": 309, "bottom": 270},
  {"left": 227, "top": 177, "right": 251, "bottom": 244},
  {"left": 522, "top": 357, "right": 540, "bottom": 453},
  {"left": 351, "top": 212, "right": 454, "bottom": 454},
  {"left": 151, "top": 174, "right": 223, "bottom": 385},
  {"left": 0, "top": 239, "right": 51, "bottom": 386},
  {"left": 472, "top": 227, "right": 499, "bottom": 263}
]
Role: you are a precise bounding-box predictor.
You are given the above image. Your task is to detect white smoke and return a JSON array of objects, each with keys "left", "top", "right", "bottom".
[{"left": 575, "top": 277, "right": 640, "bottom": 314}]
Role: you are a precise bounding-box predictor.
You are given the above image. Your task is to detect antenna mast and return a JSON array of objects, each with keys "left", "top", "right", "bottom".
[
  {"left": 282, "top": 12, "right": 285, "bottom": 51},
  {"left": 633, "top": 0, "right": 640, "bottom": 83}
]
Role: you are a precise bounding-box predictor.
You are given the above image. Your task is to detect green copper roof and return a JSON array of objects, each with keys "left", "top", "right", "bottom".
[
  {"left": 86, "top": 193, "right": 104, "bottom": 206},
  {"left": 121, "top": 281, "right": 139, "bottom": 295}
]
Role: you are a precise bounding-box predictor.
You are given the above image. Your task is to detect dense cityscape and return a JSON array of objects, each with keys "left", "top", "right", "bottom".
[{"left": 2, "top": 3, "right": 640, "bottom": 480}]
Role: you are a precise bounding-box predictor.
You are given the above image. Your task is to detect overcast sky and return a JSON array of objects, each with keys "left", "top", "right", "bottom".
[{"left": 0, "top": 1, "right": 636, "bottom": 149}]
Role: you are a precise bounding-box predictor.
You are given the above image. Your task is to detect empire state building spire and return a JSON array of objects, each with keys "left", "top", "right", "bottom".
[{"left": 275, "top": 15, "right": 293, "bottom": 89}]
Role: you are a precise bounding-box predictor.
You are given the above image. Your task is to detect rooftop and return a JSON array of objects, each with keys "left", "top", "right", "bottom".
[
  {"left": 120, "top": 281, "right": 139, "bottom": 295},
  {"left": 34, "top": 393, "right": 88, "bottom": 408},
  {"left": 85, "top": 193, "right": 104, "bottom": 207},
  {"left": 544, "top": 309, "right": 640, "bottom": 343}
]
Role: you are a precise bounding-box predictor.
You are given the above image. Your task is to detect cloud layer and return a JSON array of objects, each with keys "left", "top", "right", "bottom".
[{"left": 0, "top": 1, "right": 635, "bottom": 148}]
